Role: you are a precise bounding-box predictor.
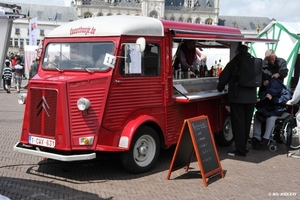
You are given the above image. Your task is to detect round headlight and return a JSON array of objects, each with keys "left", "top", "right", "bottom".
[
  {"left": 77, "top": 97, "right": 91, "bottom": 111},
  {"left": 18, "top": 93, "right": 27, "bottom": 104}
]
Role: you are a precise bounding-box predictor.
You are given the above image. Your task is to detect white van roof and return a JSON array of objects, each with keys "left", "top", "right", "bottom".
[{"left": 47, "top": 16, "right": 164, "bottom": 38}]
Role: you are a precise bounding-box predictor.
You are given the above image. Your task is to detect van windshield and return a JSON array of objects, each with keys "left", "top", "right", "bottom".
[{"left": 42, "top": 42, "right": 115, "bottom": 71}]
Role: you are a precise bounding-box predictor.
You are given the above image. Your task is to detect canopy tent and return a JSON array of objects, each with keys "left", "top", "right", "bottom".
[{"left": 250, "top": 21, "right": 300, "bottom": 87}]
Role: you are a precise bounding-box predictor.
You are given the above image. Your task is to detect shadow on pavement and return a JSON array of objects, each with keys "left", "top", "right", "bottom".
[
  {"left": 22, "top": 140, "right": 288, "bottom": 185},
  {"left": 0, "top": 177, "right": 110, "bottom": 200}
]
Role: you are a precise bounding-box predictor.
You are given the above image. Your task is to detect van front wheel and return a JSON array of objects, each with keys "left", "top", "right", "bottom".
[{"left": 121, "top": 126, "right": 160, "bottom": 174}]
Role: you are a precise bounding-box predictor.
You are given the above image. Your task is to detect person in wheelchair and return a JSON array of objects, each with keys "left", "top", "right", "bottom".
[{"left": 252, "top": 77, "right": 292, "bottom": 148}]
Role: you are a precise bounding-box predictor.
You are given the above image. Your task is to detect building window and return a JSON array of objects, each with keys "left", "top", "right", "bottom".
[
  {"left": 205, "top": 18, "right": 213, "bottom": 25},
  {"left": 97, "top": 12, "right": 103, "bottom": 16},
  {"left": 84, "top": 12, "right": 92, "bottom": 18},
  {"left": 195, "top": 17, "right": 201, "bottom": 23},
  {"left": 149, "top": 10, "right": 158, "bottom": 18},
  {"left": 187, "top": 0, "right": 192, "bottom": 8},
  {"left": 20, "top": 39, "right": 24, "bottom": 48},
  {"left": 187, "top": 17, "right": 192, "bottom": 23},
  {"left": 206, "top": 0, "right": 211, "bottom": 7},
  {"left": 9, "top": 38, "right": 13, "bottom": 46},
  {"left": 179, "top": 16, "right": 183, "bottom": 22},
  {"left": 82, "top": 0, "right": 91, "bottom": 5},
  {"left": 37, "top": 39, "right": 41, "bottom": 46},
  {"left": 40, "top": 30, "right": 45, "bottom": 36},
  {"left": 15, "top": 28, "right": 20, "bottom": 35},
  {"left": 170, "top": 16, "right": 175, "bottom": 21},
  {"left": 14, "top": 38, "right": 19, "bottom": 47},
  {"left": 26, "top": 39, "right": 29, "bottom": 45}
]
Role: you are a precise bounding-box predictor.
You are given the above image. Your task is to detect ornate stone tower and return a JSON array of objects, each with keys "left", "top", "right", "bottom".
[{"left": 141, "top": 0, "right": 164, "bottom": 19}]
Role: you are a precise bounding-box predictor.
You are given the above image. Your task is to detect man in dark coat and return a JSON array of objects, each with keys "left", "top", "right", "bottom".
[
  {"left": 259, "top": 49, "right": 288, "bottom": 94},
  {"left": 217, "top": 44, "right": 257, "bottom": 157}
]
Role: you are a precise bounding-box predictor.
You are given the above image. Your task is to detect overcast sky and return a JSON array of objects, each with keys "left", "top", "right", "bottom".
[
  {"left": 1, "top": 0, "right": 299, "bottom": 22},
  {"left": 219, "top": 0, "right": 299, "bottom": 22}
]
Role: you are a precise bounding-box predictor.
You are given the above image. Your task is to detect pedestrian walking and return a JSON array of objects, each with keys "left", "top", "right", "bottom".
[
  {"left": 14, "top": 60, "right": 24, "bottom": 93},
  {"left": 3, "top": 60, "right": 12, "bottom": 93}
]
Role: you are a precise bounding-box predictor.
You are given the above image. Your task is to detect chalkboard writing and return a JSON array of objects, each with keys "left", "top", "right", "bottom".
[
  {"left": 167, "top": 115, "right": 224, "bottom": 187},
  {"left": 191, "top": 120, "right": 219, "bottom": 174}
]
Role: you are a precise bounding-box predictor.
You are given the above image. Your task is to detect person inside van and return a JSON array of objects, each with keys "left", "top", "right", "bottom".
[
  {"left": 143, "top": 44, "right": 158, "bottom": 76},
  {"left": 176, "top": 40, "right": 198, "bottom": 71}
]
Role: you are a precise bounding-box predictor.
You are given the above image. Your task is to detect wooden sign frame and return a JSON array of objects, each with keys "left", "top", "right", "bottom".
[{"left": 166, "top": 115, "right": 224, "bottom": 187}]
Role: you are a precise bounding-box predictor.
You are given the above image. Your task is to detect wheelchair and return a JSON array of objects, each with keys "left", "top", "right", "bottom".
[{"left": 269, "top": 105, "right": 300, "bottom": 155}]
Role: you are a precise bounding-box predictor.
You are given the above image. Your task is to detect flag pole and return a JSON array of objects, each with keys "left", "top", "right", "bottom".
[{"left": 54, "top": 10, "right": 58, "bottom": 26}]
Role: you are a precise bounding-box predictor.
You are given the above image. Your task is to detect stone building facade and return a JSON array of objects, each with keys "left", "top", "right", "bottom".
[
  {"left": 8, "top": 0, "right": 272, "bottom": 55},
  {"left": 75, "top": 0, "right": 219, "bottom": 25}
]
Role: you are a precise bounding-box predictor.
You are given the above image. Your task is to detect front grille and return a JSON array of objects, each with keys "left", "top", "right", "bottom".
[{"left": 29, "top": 88, "right": 58, "bottom": 137}]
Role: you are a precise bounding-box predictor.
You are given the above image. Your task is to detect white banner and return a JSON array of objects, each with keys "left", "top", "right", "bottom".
[{"left": 29, "top": 17, "right": 38, "bottom": 46}]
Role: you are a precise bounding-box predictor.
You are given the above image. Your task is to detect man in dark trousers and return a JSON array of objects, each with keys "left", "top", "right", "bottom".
[{"left": 217, "top": 44, "right": 257, "bottom": 157}]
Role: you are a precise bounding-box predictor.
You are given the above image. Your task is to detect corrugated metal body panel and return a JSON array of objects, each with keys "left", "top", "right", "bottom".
[
  {"left": 68, "top": 79, "right": 108, "bottom": 137},
  {"left": 165, "top": 97, "right": 225, "bottom": 146},
  {"left": 165, "top": 103, "right": 199, "bottom": 144},
  {"left": 29, "top": 88, "right": 57, "bottom": 137},
  {"left": 103, "top": 77, "right": 164, "bottom": 131}
]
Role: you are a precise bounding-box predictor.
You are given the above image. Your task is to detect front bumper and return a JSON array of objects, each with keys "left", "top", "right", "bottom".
[{"left": 13, "top": 142, "right": 96, "bottom": 161}]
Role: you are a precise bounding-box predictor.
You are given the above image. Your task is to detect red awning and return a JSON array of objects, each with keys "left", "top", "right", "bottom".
[{"left": 170, "top": 28, "right": 278, "bottom": 48}]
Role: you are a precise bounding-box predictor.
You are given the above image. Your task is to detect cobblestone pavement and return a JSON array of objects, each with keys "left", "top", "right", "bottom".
[{"left": 1, "top": 80, "right": 300, "bottom": 200}]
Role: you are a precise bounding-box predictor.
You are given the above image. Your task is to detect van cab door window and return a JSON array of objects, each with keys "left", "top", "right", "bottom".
[{"left": 120, "top": 43, "right": 160, "bottom": 77}]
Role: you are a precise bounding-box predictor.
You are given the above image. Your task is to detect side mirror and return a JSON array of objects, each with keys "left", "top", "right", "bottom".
[{"left": 136, "top": 37, "right": 146, "bottom": 53}]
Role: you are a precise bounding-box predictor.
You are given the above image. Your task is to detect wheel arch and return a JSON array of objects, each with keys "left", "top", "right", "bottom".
[{"left": 119, "top": 115, "right": 164, "bottom": 150}]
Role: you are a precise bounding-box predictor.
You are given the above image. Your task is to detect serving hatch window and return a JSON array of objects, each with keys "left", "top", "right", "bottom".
[{"left": 42, "top": 42, "right": 115, "bottom": 71}]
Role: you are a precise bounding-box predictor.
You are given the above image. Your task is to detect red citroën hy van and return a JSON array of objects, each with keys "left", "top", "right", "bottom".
[{"left": 14, "top": 16, "right": 276, "bottom": 173}]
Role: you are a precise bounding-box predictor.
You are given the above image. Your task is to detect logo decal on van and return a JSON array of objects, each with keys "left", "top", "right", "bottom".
[
  {"left": 36, "top": 96, "right": 50, "bottom": 117},
  {"left": 70, "top": 26, "right": 96, "bottom": 35}
]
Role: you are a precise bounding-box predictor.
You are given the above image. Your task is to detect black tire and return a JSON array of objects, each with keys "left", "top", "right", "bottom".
[
  {"left": 215, "top": 115, "right": 234, "bottom": 146},
  {"left": 121, "top": 126, "right": 160, "bottom": 174}
]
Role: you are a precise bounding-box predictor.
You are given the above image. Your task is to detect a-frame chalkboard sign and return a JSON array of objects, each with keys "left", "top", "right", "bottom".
[{"left": 166, "top": 115, "right": 224, "bottom": 187}]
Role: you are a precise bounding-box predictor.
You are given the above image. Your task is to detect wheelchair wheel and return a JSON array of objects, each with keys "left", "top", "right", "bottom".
[
  {"left": 289, "top": 127, "right": 300, "bottom": 150},
  {"left": 283, "top": 116, "right": 300, "bottom": 150},
  {"left": 269, "top": 144, "right": 277, "bottom": 152}
]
